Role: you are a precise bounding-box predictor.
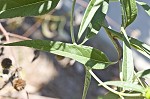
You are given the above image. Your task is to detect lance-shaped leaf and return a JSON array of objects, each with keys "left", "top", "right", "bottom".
[
  {"left": 98, "top": 92, "right": 144, "bottom": 99},
  {"left": 99, "top": 81, "right": 145, "bottom": 93},
  {"left": 121, "top": 27, "right": 134, "bottom": 82},
  {"left": 0, "top": 0, "right": 59, "bottom": 19},
  {"left": 135, "top": 69, "right": 150, "bottom": 79},
  {"left": 102, "top": 20, "right": 123, "bottom": 60},
  {"left": 81, "top": 0, "right": 109, "bottom": 44},
  {"left": 4, "top": 40, "right": 115, "bottom": 69},
  {"left": 136, "top": 1, "right": 150, "bottom": 16},
  {"left": 130, "top": 38, "right": 150, "bottom": 59},
  {"left": 77, "top": 0, "right": 108, "bottom": 41},
  {"left": 109, "top": 0, "right": 119, "bottom": 2},
  {"left": 120, "top": 0, "right": 138, "bottom": 27},
  {"left": 103, "top": 27, "right": 150, "bottom": 59},
  {"left": 82, "top": 67, "right": 91, "bottom": 99}
]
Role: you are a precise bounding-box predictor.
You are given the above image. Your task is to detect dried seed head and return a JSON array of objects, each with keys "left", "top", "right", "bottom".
[
  {"left": 2, "top": 69, "right": 9, "bottom": 74},
  {"left": 1, "top": 36, "right": 6, "bottom": 41},
  {"left": 13, "top": 78, "right": 26, "bottom": 91},
  {"left": 1, "top": 58, "right": 12, "bottom": 69}
]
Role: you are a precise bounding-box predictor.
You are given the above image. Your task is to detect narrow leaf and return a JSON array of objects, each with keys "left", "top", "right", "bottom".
[
  {"left": 82, "top": 67, "right": 91, "bottom": 99},
  {"left": 103, "top": 27, "right": 150, "bottom": 59},
  {"left": 125, "top": 97, "right": 144, "bottom": 99},
  {"left": 4, "top": 40, "right": 115, "bottom": 69},
  {"left": 136, "top": 1, "right": 150, "bottom": 16},
  {"left": 109, "top": 0, "right": 119, "bottom": 2},
  {"left": 77, "top": 0, "right": 105, "bottom": 41},
  {"left": 81, "top": 0, "right": 109, "bottom": 44},
  {"left": 120, "top": 0, "right": 138, "bottom": 27},
  {"left": 130, "top": 39, "right": 150, "bottom": 59},
  {"left": 121, "top": 27, "right": 134, "bottom": 82},
  {"left": 0, "top": 0, "right": 59, "bottom": 19},
  {"left": 102, "top": 20, "right": 123, "bottom": 60},
  {"left": 104, "top": 28, "right": 122, "bottom": 60},
  {"left": 136, "top": 69, "right": 150, "bottom": 79},
  {"left": 98, "top": 92, "right": 144, "bottom": 99},
  {"left": 99, "top": 81, "right": 145, "bottom": 93}
]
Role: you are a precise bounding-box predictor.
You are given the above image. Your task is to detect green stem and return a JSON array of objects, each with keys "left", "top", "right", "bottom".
[
  {"left": 70, "top": 0, "right": 76, "bottom": 44},
  {"left": 80, "top": 38, "right": 88, "bottom": 45},
  {"left": 89, "top": 70, "right": 142, "bottom": 97},
  {"left": 134, "top": 71, "right": 147, "bottom": 88}
]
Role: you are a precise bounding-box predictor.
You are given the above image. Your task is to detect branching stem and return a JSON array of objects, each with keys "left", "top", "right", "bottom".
[{"left": 89, "top": 70, "right": 143, "bottom": 97}]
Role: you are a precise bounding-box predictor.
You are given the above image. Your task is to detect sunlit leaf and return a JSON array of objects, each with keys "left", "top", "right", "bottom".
[
  {"left": 121, "top": 27, "right": 134, "bottom": 82},
  {"left": 136, "top": 1, "right": 150, "bottom": 16},
  {"left": 136, "top": 69, "right": 150, "bottom": 79},
  {"left": 130, "top": 39, "right": 150, "bottom": 59},
  {"left": 0, "top": 0, "right": 59, "bottom": 18},
  {"left": 120, "top": 0, "right": 137, "bottom": 27},
  {"left": 77, "top": 0, "right": 108, "bottom": 41},
  {"left": 109, "top": 0, "right": 119, "bottom": 2},
  {"left": 4, "top": 40, "right": 115, "bottom": 69},
  {"left": 103, "top": 27, "right": 150, "bottom": 59},
  {"left": 99, "top": 81, "right": 145, "bottom": 92},
  {"left": 82, "top": 67, "right": 91, "bottom": 99},
  {"left": 98, "top": 92, "right": 144, "bottom": 99},
  {"left": 104, "top": 27, "right": 122, "bottom": 60},
  {"left": 81, "top": 0, "right": 109, "bottom": 44}
]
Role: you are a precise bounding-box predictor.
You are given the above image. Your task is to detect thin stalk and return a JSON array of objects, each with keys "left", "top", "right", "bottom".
[
  {"left": 70, "top": 0, "right": 76, "bottom": 44},
  {"left": 134, "top": 71, "right": 146, "bottom": 88},
  {"left": 89, "top": 70, "right": 142, "bottom": 97},
  {"left": 80, "top": 38, "right": 88, "bottom": 45},
  {"left": 0, "top": 23, "right": 9, "bottom": 41},
  {"left": 119, "top": 95, "right": 124, "bottom": 99}
]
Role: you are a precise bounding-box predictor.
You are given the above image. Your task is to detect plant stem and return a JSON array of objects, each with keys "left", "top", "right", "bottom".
[
  {"left": 89, "top": 70, "right": 142, "bottom": 97},
  {"left": 0, "top": 23, "right": 9, "bottom": 41},
  {"left": 23, "top": 19, "right": 43, "bottom": 37},
  {"left": 8, "top": 32, "right": 31, "bottom": 40},
  {"left": 134, "top": 71, "right": 146, "bottom": 88},
  {"left": 70, "top": 0, "right": 76, "bottom": 44}
]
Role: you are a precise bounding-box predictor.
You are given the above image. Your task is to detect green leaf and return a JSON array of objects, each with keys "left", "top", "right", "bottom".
[
  {"left": 136, "top": 69, "right": 150, "bottom": 79},
  {"left": 136, "top": 1, "right": 150, "bottom": 16},
  {"left": 121, "top": 27, "right": 134, "bottom": 82},
  {"left": 102, "top": 20, "right": 123, "bottom": 60},
  {"left": 109, "top": 0, "right": 119, "bottom": 2},
  {"left": 125, "top": 97, "right": 144, "bottom": 99},
  {"left": 81, "top": 0, "right": 109, "bottom": 44},
  {"left": 99, "top": 81, "right": 145, "bottom": 93},
  {"left": 130, "top": 39, "right": 150, "bottom": 59},
  {"left": 103, "top": 27, "right": 150, "bottom": 59},
  {"left": 120, "top": 0, "right": 138, "bottom": 27},
  {"left": 82, "top": 67, "right": 91, "bottom": 99},
  {"left": 77, "top": 0, "right": 108, "bottom": 41},
  {"left": 4, "top": 40, "right": 115, "bottom": 69},
  {"left": 0, "top": 0, "right": 59, "bottom": 19},
  {"left": 104, "top": 28, "right": 122, "bottom": 60},
  {"left": 98, "top": 92, "right": 144, "bottom": 99}
]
